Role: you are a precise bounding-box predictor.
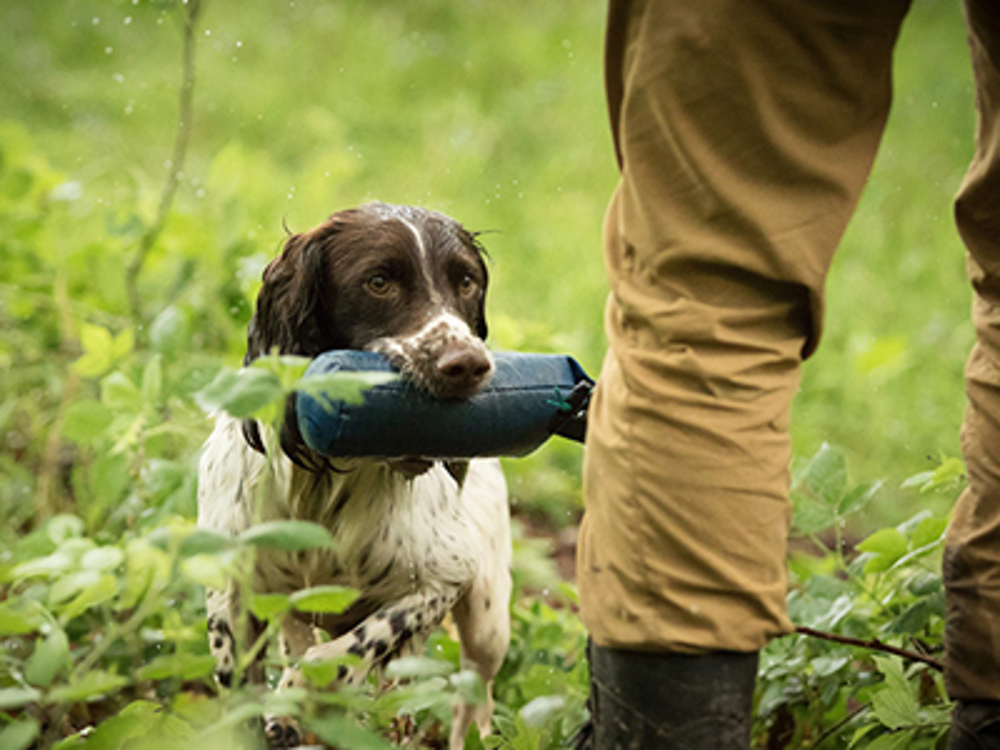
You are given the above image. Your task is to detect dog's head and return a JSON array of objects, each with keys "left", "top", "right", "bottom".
[{"left": 243, "top": 202, "right": 494, "bottom": 468}]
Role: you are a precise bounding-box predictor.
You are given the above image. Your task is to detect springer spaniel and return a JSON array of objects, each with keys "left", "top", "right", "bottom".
[{"left": 197, "top": 202, "right": 512, "bottom": 748}]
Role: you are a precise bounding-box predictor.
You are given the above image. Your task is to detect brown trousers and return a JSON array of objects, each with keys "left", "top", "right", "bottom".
[{"left": 577, "top": 0, "right": 1000, "bottom": 701}]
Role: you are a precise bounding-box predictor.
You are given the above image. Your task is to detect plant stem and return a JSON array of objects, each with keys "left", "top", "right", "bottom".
[
  {"left": 125, "top": 0, "right": 203, "bottom": 328},
  {"left": 794, "top": 625, "right": 944, "bottom": 672}
]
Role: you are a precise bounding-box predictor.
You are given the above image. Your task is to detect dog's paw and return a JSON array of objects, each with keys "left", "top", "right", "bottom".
[{"left": 264, "top": 716, "right": 301, "bottom": 748}]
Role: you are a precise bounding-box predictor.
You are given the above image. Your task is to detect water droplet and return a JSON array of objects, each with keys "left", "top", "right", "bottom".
[
  {"left": 92, "top": 16, "right": 100, "bottom": 25},
  {"left": 124, "top": 103, "right": 134, "bottom": 115},
  {"left": 196, "top": 188, "right": 206, "bottom": 199},
  {"left": 112, "top": 72, "right": 125, "bottom": 83},
  {"left": 204, "top": 29, "right": 211, "bottom": 36},
  {"left": 124, "top": 16, "right": 132, "bottom": 25}
]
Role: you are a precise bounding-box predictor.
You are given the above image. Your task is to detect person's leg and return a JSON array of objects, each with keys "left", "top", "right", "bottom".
[
  {"left": 578, "top": 0, "right": 910, "bottom": 745},
  {"left": 945, "top": 2, "right": 1000, "bottom": 747}
]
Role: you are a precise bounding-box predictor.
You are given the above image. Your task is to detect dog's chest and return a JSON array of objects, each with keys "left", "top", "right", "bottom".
[{"left": 254, "top": 465, "right": 482, "bottom": 600}]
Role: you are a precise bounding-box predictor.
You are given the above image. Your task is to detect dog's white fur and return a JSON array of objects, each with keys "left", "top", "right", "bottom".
[{"left": 197, "top": 203, "right": 512, "bottom": 748}]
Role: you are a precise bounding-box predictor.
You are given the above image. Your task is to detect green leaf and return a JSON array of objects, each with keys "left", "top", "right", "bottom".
[
  {"left": 450, "top": 669, "right": 488, "bottom": 706},
  {"left": 62, "top": 400, "right": 113, "bottom": 444},
  {"left": 306, "top": 713, "right": 395, "bottom": 750},
  {"left": 137, "top": 653, "right": 217, "bottom": 681},
  {"left": 57, "top": 572, "right": 118, "bottom": 623},
  {"left": 300, "top": 656, "right": 354, "bottom": 687},
  {"left": 858, "top": 528, "right": 909, "bottom": 574},
  {"left": 149, "top": 305, "right": 189, "bottom": 356},
  {"left": 384, "top": 656, "right": 455, "bottom": 680},
  {"left": 791, "top": 492, "right": 837, "bottom": 536},
  {"left": 838, "top": 479, "right": 883, "bottom": 517},
  {"left": 911, "top": 515, "right": 949, "bottom": 550},
  {"left": 142, "top": 354, "right": 164, "bottom": 406},
  {"left": 25, "top": 625, "right": 70, "bottom": 687},
  {"left": 0, "top": 686, "right": 42, "bottom": 710},
  {"left": 177, "top": 527, "right": 232, "bottom": 557},
  {"left": 239, "top": 520, "right": 335, "bottom": 552},
  {"left": 296, "top": 371, "right": 397, "bottom": 411},
  {"left": 520, "top": 694, "right": 567, "bottom": 728},
  {"left": 797, "top": 443, "right": 848, "bottom": 507},
  {"left": 47, "top": 670, "right": 129, "bottom": 703},
  {"left": 194, "top": 366, "right": 284, "bottom": 419},
  {"left": 0, "top": 599, "right": 47, "bottom": 635},
  {"left": 101, "top": 370, "right": 143, "bottom": 413},
  {"left": 870, "top": 656, "right": 921, "bottom": 730},
  {"left": 72, "top": 323, "right": 113, "bottom": 377},
  {"left": 0, "top": 718, "right": 40, "bottom": 750},
  {"left": 865, "top": 729, "right": 918, "bottom": 750},
  {"left": 289, "top": 585, "right": 359, "bottom": 614},
  {"left": 248, "top": 593, "right": 292, "bottom": 621},
  {"left": 180, "top": 553, "right": 229, "bottom": 590}
]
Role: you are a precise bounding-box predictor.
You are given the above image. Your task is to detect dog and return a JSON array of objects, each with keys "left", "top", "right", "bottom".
[{"left": 197, "top": 202, "right": 512, "bottom": 748}]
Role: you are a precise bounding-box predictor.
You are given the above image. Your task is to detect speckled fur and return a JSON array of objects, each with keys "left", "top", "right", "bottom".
[{"left": 198, "top": 203, "right": 512, "bottom": 749}]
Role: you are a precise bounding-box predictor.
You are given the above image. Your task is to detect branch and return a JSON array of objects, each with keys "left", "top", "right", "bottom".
[
  {"left": 794, "top": 625, "right": 944, "bottom": 672},
  {"left": 125, "top": 0, "right": 204, "bottom": 327}
]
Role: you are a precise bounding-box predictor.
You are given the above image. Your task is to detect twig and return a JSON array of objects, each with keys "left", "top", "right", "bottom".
[
  {"left": 794, "top": 626, "right": 944, "bottom": 672},
  {"left": 125, "top": 0, "right": 204, "bottom": 326}
]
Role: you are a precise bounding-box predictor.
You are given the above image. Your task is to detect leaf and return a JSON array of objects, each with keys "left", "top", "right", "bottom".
[
  {"left": 838, "top": 479, "right": 883, "bottom": 517},
  {"left": 142, "top": 354, "right": 164, "bottom": 407},
  {"left": 0, "top": 718, "right": 39, "bottom": 750},
  {"left": 194, "top": 366, "right": 284, "bottom": 419},
  {"left": 306, "top": 713, "right": 396, "bottom": 750},
  {"left": 289, "top": 585, "right": 359, "bottom": 614},
  {"left": 384, "top": 656, "right": 455, "bottom": 680},
  {"left": 47, "top": 670, "right": 129, "bottom": 703},
  {"left": 249, "top": 593, "right": 292, "bottom": 621},
  {"left": 25, "top": 625, "right": 70, "bottom": 687},
  {"left": 791, "top": 492, "right": 837, "bottom": 536},
  {"left": 865, "top": 730, "right": 918, "bottom": 750},
  {"left": 911, "top": 515, "right": 949, "bottom": 550},
  {"left": 296, "top": 371, "right": 398, "bottom": 411},
  {"left": 81, "top": 546, "right": 125, "bottom": 572},
  {"left": 180, "top": 554, "right": 229, "bottom": 590},
  {"left": 177, "top": 527, "right": 232, "bottom": 557},
  {"left": 137, "top": 653, "right": 217, "bottom": 681},
  {"left": 0, "top": 686, "right": 42, "bottom": 710},
  {"left": 57, "top": 572, "right": 118, "bottom": 623},
  {"left": 450, "top": 669, "right": 488, "bottom": 706},
  {"left": 797, "top": 443, "right": 848, "bottom": 508},
  {"left": 239, "top": 520, "right": 335, "bottom": 552},
  {"left": 72, "top": 323, "right": 113, "bottom": 377},
  {"left": 62, "top": 400, "right": 113, "bottom": 444},
  {"left": 520, "top": 694, "right": 566, "bottom": 728},
  {"left": 0, "top": 599, "right": 47, "bottom": 635},
  {"left": 149, "top": 305, "right": 189, "bottom": 356},
  {"left": 101, "top": 370, "right": 143, "bottom": 413},
  {"left": 858, "top": 528, "right": 909, "bottom": 574},
  {"left": 870, "top": 656, "right": 921, "bottom": 730}
]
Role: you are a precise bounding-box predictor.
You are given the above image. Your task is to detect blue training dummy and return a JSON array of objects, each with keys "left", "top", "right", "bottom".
[{"left": 297, "top": 351, "right": 593, "bottom": 460}]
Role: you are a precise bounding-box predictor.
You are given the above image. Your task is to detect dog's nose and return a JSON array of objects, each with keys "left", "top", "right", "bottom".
[{"left": 436, "top": 347, "right": 493, "bottom": 395}]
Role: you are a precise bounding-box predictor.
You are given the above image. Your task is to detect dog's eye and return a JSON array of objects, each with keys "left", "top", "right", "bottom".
[
  {"left": 365, "top": 274, "right": 393, "bottom": 296},
  {"left": 458, "top": 274, "right": 478, "bottom": 296}
]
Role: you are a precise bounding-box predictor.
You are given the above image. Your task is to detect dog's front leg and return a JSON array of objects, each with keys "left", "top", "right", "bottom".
[{"left": 263, "top": 587, "right": 463, "bottom": 746}]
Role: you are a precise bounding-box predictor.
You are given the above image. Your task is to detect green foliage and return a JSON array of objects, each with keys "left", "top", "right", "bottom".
[{"left": 755, "top": 445, "right": 954, "bottom": 749}]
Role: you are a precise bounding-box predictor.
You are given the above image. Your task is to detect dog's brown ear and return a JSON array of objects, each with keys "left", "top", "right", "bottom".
[
  {"left": 245, "top": 228, "right": 338, "bottom": 364},
  {"left": 243, "top": 224, "right": 341, "bottom": 470}
]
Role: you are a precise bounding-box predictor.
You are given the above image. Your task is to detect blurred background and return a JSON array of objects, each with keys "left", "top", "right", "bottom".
[{"left": 0, "top": 0, "right": 977, "bottom": 538}]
